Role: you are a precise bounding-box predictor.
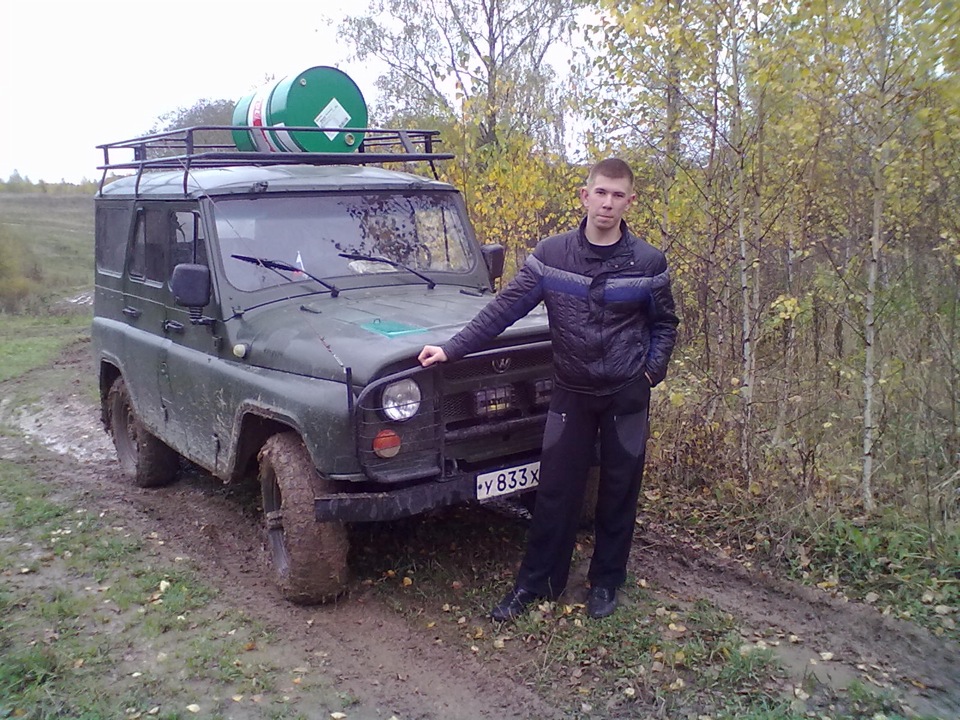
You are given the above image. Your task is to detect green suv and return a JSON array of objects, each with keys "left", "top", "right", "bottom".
[{"left": 93, "top": 127, "right": 553, "bottom": 602}]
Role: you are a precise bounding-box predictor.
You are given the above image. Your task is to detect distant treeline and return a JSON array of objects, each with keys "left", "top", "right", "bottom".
[{"left": 2, "top": 172, "right": 99, "bottom": 195}]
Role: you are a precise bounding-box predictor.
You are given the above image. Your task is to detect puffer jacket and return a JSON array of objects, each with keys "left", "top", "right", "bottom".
[{"left": 443, "top": 219, "right": 679, "bottom": 395}]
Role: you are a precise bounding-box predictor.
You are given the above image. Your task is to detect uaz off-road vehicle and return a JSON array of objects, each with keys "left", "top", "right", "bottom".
[{"left": 93, "top": 124, "right": 561, "bottom": 602}]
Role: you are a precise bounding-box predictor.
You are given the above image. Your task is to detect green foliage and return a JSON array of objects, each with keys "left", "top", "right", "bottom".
[{"left": 148, "top": 97, "right": 236, "bottom": 152}]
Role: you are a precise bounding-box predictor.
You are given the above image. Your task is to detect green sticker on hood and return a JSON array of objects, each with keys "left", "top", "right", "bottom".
[{"left": 359, "top": 319, "right": 427, "bottom": 337}]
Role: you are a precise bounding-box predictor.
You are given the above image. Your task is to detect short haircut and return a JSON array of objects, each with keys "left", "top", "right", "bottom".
[{"left": 587, "top": 158, "right": 634, "bottom": 187}]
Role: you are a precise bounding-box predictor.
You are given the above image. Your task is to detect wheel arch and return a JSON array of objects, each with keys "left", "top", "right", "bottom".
[
  {"left": 229, "top": 410, "right": 305, "bottom": 485},
  {"left": 99, "top": 360, "right": 122, "bottom": 432}
]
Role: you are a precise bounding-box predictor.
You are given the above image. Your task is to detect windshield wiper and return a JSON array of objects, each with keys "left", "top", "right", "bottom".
[
  {"left": 338, "top": 252, "right": 436, "bottom": 290},
  {"left": 231, "top": 254, "right": 340, "bottom": 297}
]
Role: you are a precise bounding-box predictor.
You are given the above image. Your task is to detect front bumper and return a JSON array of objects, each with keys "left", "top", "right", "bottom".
[{"left": 315, "top": 458, "right": 537, "bottom": 522}]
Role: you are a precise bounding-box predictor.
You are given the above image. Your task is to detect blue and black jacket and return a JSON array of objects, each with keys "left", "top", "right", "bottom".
[{"left": 443, "top": 219, "right": 679, "bottom": 395}]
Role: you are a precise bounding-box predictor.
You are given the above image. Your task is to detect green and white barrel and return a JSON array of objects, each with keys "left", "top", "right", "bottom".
[{"left": 232, "top": 66, "right": 368, "bottom": 153}]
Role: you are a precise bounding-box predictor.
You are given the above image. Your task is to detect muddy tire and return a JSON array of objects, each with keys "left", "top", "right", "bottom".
[
  {"left": 258, "top": 432, "right": 349, "bottom": 604},
  {"left": 107, "top": 377, "right": 179, "bottom": 488}
]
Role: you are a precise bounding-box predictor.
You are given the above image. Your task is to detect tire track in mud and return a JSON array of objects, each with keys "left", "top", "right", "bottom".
[{"left": 630, "top": 524, "right": 960, "bottom": 719}]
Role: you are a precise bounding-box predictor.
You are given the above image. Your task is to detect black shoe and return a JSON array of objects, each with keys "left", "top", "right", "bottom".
[
  {"left": 490, "top": 587, "right": 539, "bottom": 622},
  {"left": 586, "top": 586, "right": 617, "bottom": 619}
]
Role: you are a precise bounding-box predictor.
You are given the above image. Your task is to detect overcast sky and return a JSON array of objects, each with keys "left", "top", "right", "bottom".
[{"left": 0, "top": 0, "right": 382, "bottom": 183}]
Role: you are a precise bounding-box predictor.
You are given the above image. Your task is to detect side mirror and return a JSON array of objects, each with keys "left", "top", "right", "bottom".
[
  {"left": 170, "top": 263, "right": 211, "bottom": 308},
  {"left": 481, "top": 244, "right": 505, "bottom": 282}
]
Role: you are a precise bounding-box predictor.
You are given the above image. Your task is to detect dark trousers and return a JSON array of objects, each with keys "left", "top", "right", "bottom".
[{"left": 516, "top": 377, "right": 651, "bottom": 598}]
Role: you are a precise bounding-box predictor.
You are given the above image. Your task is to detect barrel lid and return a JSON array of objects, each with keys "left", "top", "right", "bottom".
[
  {"left": 231, "top": 94, "right": 256, "bottom": 152},
  {"left": 269, "top": 66, "right": 369, "bottom": 152}
]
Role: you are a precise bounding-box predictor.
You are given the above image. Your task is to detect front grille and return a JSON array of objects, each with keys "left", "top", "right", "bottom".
[
  {"left": 439, "top": 341, "right": 552, "bottom": 460},
  {"left": 355, "top": 340, "right": 553, "bottom": 482}
]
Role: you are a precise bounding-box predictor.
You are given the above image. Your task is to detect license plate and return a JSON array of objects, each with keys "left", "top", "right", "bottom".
[{"left": 476, "top": 461, "right": 540, "bottom": 500}]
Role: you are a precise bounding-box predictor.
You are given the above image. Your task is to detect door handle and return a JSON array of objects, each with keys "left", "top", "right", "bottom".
[
  {"left": 122, "top": 306, "right": 142, "bottom": 319},
  {"left": 163, "top": 320, "right": 184, "bottom": 334}
]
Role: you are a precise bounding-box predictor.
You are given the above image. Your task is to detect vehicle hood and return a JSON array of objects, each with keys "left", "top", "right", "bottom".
[{"left": 230, "top": 284, "right": 550, "bottom": 384}]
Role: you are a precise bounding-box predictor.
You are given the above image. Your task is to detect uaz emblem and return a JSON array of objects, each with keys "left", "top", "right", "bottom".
[{"left": 491, "top": 357, "right": 512, "bottom": 374}]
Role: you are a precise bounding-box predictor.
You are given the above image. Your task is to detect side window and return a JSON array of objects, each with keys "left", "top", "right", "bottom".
[
  {"left": 95, "top": 205, "right": 131, "bottom": 274},
  {"left": 129, "top": 209, "right": 170, "bottom": 282},
  {"left": 171, "top": 211, "right": 207, "bottom": 271}
]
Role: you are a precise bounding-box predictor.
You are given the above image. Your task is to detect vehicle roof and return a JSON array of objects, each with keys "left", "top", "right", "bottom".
[{"left": 98, "top": 164, "right": 455, "bottom": 199}]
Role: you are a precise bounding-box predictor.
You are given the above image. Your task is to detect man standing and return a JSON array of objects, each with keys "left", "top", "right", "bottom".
[{"left": 418, "top": 158, "right": 679, "bottom": 620}]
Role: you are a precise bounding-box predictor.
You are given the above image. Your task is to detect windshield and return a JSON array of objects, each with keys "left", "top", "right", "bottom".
[{"left": 213, "top": 192, "right": 473, "bottom": 292}]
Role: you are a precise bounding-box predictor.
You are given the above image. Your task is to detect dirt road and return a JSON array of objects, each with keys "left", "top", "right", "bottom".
[{"left": 4, "top": 341, "right": 959, "bottom": 719}]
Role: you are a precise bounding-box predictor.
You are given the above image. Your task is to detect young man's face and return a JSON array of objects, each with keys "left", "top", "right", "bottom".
[{"left": 580, "top": 174, "right": 636, "bottom": 235}]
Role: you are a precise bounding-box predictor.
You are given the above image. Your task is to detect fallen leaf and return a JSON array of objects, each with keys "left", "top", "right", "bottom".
[
  {"left": 864, "top": 592, "right": 880, "bottom": 604},
  {"left": 933, "top": 605, "right": 951, "bottom": 615},
  {"left": 819, "top": 651, "right": 834, "bottom": 661},
  {"left": 186, "top": 705, "right": 200, "bottom": 714},
  {"left": 231, "top": 695, "right": 243, "bottom": 702},
  {"left": 402, "top": 576, "right": 413, "bottom": 587}
]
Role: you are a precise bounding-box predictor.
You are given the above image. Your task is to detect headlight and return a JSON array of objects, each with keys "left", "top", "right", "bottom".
[{"left": 381, "top": 379, "right": 422, "bottom": 421}]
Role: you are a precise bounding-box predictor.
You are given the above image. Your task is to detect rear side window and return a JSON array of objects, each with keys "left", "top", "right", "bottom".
[
  {"left": 129, "top": 209, "right": 170, "bottom": 282},
  {"left": 95, "top": 205, "right": 131, "bottom": 274}
]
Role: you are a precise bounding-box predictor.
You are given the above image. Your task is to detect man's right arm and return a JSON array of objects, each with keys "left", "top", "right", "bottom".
[
  {"left": 418, "top": 345, "right": 448, "bottom": 367},
  {"left": 423, "top": 253, "right": 545, "bottom": 366}
]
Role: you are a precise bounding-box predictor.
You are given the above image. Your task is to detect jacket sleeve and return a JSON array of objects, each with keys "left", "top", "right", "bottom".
[
  {"left": 442, "top": 253, "right": 545, "bottom": 362},
  {"left": 644, "top": 258, "right": 680, "bottom": 387}
]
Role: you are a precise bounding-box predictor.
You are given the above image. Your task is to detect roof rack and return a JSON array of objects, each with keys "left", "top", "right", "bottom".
[{"left": 97, "top": 125, "right": 455, "bottom": 194}]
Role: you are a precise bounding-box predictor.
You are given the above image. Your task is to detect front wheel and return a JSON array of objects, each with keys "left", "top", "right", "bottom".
[
  {"left": 107, "top": 377, "right": 179, "bottom": 488},
  {"left": 258, "top": 432, "right": 349, "bottom": 603}
]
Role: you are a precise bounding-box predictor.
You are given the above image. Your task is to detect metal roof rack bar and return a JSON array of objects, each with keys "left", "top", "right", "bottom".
[{"left": 97, "top": 125, "right": 453, "bottom": 194}]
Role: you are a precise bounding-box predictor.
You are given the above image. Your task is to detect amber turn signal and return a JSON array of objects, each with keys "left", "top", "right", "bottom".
[{"left": 373, "top": 429, "right": 402, "bottom": 458}]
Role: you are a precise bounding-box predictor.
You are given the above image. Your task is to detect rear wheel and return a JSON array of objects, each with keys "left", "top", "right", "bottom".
[
  {"left": 107, "top": 377, "right": 179, "bottom": 488},
  {"left": 258, "top": 432, "right": 349, "bottom": 603}
]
